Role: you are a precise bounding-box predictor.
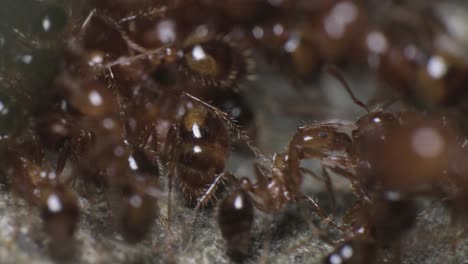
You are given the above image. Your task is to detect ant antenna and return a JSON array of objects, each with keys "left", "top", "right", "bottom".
[{"left": 326, "top": 67, "right": 370, "bottom": 113}]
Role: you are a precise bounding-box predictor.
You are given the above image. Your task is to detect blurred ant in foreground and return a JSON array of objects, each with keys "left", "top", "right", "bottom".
[
  {"left": 320, "top": 70, "right": 462, "bottom": 264},
  {"left": 1, "top": 135, "right": 80, "bottom": 259}
]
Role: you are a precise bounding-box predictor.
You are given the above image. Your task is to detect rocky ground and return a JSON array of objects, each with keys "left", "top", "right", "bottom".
[{"left": 1, "top": 180, "right": 467, "bottom": 264}]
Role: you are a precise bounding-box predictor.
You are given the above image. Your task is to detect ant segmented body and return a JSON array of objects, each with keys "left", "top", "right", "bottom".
[
  {"left": 217, "top": 96, "right": 358, "bottom": 259},
  {"left": 217, "top": 188, "right": 254, "bottom": 260},
  {"left": 166, "top": 104, "right": 230, "bottom": 207},
  {"left": 216, "top": 119, "right": 356, "bottom": 259}
]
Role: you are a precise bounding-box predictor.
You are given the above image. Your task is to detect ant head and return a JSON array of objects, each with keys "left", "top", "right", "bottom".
[
  {"left": 296, "top": 124, "right": 352, "bottom": 155},
  {"left": 354, "top": 111, "right": 397, "bottom": 138}
]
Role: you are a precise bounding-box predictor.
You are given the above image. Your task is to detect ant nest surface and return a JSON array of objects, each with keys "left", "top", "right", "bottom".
[{"left": 2, "top": 0, "right": 468, "bottom": 263}]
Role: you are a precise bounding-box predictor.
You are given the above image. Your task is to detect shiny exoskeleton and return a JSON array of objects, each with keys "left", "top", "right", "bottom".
[
  {"left": 218, "top": 189, "right": 254, "bottom": 260},
  {"left": 169, "top": 105, "right": 230, "bottom": 207},
  {"left": 217, "top": 119, "right": 354, "bottom": 259}
]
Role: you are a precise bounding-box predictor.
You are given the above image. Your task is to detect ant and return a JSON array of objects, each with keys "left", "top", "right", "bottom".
[
  {"left": 217, "top": 65, "right": 460, "bottom": 261},
  {"left": 216, "top": 118, "right": 354, "bottom": 259},
  {"left": 216, "top": 71, "right": 365, "bottom": 260},
  {"left": 164, "top": 100, "right": 231, "bottom": 207},
  {"left": 163, "top": 91, "right": 266, "bottom": 210},
  {"left": 1, "top": 135, "right": 80, "bottom": 259},
  {"left": 319, "top": 70, "right": 463, "bottom": 263}
]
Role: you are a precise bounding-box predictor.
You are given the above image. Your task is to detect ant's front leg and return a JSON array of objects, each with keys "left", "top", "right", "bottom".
[
  {"left": 322, "top": 156, "right": 363, "bottom": 199},
  {"left": 301, "top": 195, "right": 345, "bottom": 233},
  {"left": 56, "top": 140, "right": 70, "bottom": 178},
  {"left": 322, "top": 167, "right": 337, "bottom": 213},
  {"left": 162, "top": 123, "right": 179, "bottom": 231}
]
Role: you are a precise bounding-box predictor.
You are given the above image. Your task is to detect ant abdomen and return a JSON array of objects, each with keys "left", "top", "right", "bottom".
[
  {"left": 63, "top": 79, "right": 118, "bottom": 120},
  {"left": 371, "top": 195, "right": 416, "bottom": 245},
  {"left": 174, "top": 106, "right": 230, "bottom": 206},
  {"left": 416, "top": 52, "right": 468, "bottom": 107},
  {"left": 218, "top": 189, "right": 254, "bottom": 260},
  {"left": 117, "top": 189, "right": 158, "bottom": 243},
  {"left": 371, "top": 114, "right": 459, "bottom": 192},
  {"left": 39, "top": 185, "right": 80, "bottom": 259},
  {"left": 180, "top": 36, "right": 253, "bottom": 90}
]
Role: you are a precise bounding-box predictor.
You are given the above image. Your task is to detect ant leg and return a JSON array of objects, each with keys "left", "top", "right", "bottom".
[
  {"left": 118, "top": 5, "right": 170, "bottom": 23},
  {"left": 29, "top": 135, "right": 44, "bottom": 166},
  {"left": 194, "top": 172, "right": 227, "bottom": 211},
  {"left": 324, "top": 161, "right": 365, "bottom": 199},
  {"left": 326, "top": 66, "right": 370, "bottom": 112},
  {"left": 302, "top": 119, "right": 358, "bottom": 130},
  {"left": 80, "top": 9, "right": 147, "bottom": 54},
  {"left": 322, "top": 167, "right": 337, "bottom": 214},
  {"left": 8, "top": 27, "right": 42, "bottom": 49},
  {"left": 80, "top": 8, "right": 97, "bottom": 30},
  {"left": 56, "top": 140, "right": 70, "bottom": 179},
  {"left": 166, "top": 157, "right": 174, "bottom": 232},
  {"left": 277, "top": 202, "right": 339, "bottom": 257},
  {"left": 300, "top": 167, "right": 325, "bottom": 183},
  {"left": 253, "top": 163, "right": 270, "bottom": 189},
  {"left": 163, "top": 124, "right": 179, "bottom": 233},
  {"left": 322, "top": 156, "right": 356, "bottom": 177},
  {"left": 104, "top": 67, "right": 128, "bottom": 124},
  {"left": 226, "top": 172, "right": 268, "bottom": 212},
  {"left": 302, "top": 195, "right": 344, "bottom": 232},
  {"left": 145, "top": 123, "right": 160, "bottom": 154},
  {"left": 160, "top": 126, "right": 177, "bottom": 263}
]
